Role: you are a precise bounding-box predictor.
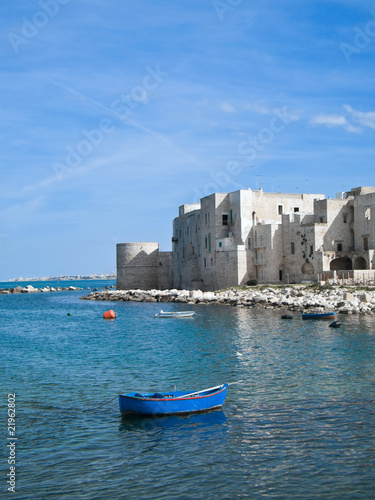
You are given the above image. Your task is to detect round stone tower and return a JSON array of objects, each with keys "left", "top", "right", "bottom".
[{"left": 116, "top": 242, "right": 160, "bottom": 290}]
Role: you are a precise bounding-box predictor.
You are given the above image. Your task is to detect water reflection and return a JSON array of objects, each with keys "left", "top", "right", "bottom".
[{"left": 119, "top": 409, "right": 227, "bottom": 434}]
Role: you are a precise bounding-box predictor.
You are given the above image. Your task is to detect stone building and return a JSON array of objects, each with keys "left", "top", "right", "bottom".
[{"left": 116, "top": 186, "right": 375, "bottom": 291}]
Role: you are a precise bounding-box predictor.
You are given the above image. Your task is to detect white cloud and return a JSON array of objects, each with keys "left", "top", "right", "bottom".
[
  {"left": 310, "top": 114, "right": 348, "bottom": 127},
  {"left": 219, "top": 102, "right": 236, "bottom": 113},
  {"left": 344, "top": 105, "right": 375, "bottom": 130}
]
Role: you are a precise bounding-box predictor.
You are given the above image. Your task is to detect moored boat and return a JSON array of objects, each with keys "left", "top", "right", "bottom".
[
  {"left": 119, "top": 383, "right": 228, "bottom": 416},
  {"left": 302, "top": 311, "right": 336, "bottom": 320},
  {"left": 154, "top": 310, "right": 195, "bottom": 318}
]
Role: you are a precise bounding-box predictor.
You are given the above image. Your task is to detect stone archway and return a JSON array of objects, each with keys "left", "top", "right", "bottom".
[
  {"left": 353, "top": 256, "right": 367, "bottom": 270},
  {"left": 330, "top": 256, "right": 352, "bottom": 271}
]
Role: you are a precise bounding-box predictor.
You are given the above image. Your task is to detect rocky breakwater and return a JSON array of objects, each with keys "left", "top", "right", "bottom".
[
  {"left": 0, "top": 285, "right": 83, "bottom": 294},
  {"left": 81, "top": 286, "right": 375, "bottom": 315}
]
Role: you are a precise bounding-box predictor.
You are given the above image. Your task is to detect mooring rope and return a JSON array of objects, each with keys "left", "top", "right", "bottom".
[{"left": 83, "top": 394, "right": 119, "bottom": 412}]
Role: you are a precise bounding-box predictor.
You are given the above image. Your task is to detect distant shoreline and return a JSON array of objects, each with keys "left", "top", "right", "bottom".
[{"left": 7, "top": 275, "right": 116, "bottom": 282}]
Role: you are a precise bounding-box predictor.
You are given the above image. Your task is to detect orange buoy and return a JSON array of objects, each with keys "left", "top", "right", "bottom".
[{"left": 103, "top": 310, "right": 116, "bottom": 319}]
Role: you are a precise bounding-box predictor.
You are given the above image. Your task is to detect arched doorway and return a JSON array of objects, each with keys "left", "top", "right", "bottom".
[
  {"left": 302, "top": 261, "right": 314, "bottom": 275},
  {"left": 330, "top": 256, "right": 352, "bottom": 271},
  {"left": 353, "top": 257, "right": 366, "bottom": 270}
]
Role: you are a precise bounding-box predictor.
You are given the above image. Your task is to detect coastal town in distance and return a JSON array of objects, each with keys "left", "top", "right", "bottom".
[{"left": 8, "top": 273, "right": 116, "bottom": 282}]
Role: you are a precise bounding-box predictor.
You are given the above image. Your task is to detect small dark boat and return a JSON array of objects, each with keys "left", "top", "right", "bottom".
[
  {"left": 302, "top": 311, "right": 336, "bottom": 320},
  {"left": 281, "top": 314, "right": 293, "bottom": 319},
  {"left": 119, "top": 384, "right": 228, "bottom": 416},
  {"left": 329, "top": 320, "right": 342, "bottom": 328}
]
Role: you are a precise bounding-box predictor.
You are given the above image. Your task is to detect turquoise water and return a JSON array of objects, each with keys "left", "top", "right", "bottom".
[{"left": 1, "top": 281, "right": 375, "bottom": 499}]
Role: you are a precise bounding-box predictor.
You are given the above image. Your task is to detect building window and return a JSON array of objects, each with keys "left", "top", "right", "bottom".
[
  {"left": 364, "top": 237, "right": 369, "bottom": 251},
  {"left": 279, "top": 270, "right": 283, "bottom": 281},
  {"left": 291, "top": 242, "right": 295, "bottom": 254},
  {"left": 310, "top": 245, "right": 313, "bottom": 255},
  {"left": 319, "top": 217, "right": 324, "bottom": 223},
  {"left": 205, "top": 236, "right": 207, "bottom": 249},
  {"left": 259, "top": 234, "right": 263, "bottom": 245},
  {"left": 278, "top": 205, "right": 283, "bottom": 215},
  {"left": 343, "top": 214, "right": 347, "bottom": 223},
  {"left": 208, "top": 233, "right": 211, "bottom": 253},
  {"left": 159, "top": 262, "right": 163, "bottom": 266},
  {"left": 294, "top": 207, "right": 299, "bottom": 213},
  {"left": 204, "top": 257, "right": 207, "bottom": 268},
  {"left": 260, "top": 251, "right": 264, "bottom": 263},
  {"left": 248, "top": 237, "right": 252, "bottom": 249},
  {"left": 337, "top": 242, "right": 343, "bottom": 252},
  {"left": 260, "top": 269, "right": 264, "bottom": 281},
  {"left": 365, "top": 208, "right": 371, "bottom": 220},
  {"left": 230, "top": 210, "right": 233, "bottom": 224},
  {"left": 222, "top": 214, "right": 228, "bottom": 225},
  {"left": 219, "top": 242, "right": 222, "bottom": 248}
]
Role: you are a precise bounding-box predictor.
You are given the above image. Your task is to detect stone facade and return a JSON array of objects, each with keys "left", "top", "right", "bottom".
[{"left": 116, "top": 186, "right": 375, "bottom": 291}]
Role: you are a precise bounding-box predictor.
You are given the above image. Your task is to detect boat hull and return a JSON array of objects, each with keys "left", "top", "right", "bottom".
[
  {"left": 119, "top": 384, "right": 228, "bottom": 416},
  {"left": 302, "top": 312, "right": 336, "bottom": 320},
  {"left": 154, "top": 311, "right": 195, "bottom": 318}
]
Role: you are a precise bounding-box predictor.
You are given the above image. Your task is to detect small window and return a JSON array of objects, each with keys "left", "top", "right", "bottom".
[
  {"left": 365, "top": 208, "right": 371, "bottom": 220},
  {"left": 222, "top": 214, "right": 228, "bottom": 225},
  {"left": 159, "top": 262, "right": 163, "bottom": 266},
  {"left": 230, "top": 210, "right": 233, "bottom": 224},
  {"left": 278, "top": 205, "right": 283, "bottom": 215},
  {"left": 219, "top": 242, "right": 222, "bottom": 248},
  {"left": 310, "top": 245, "right": 313, "bottom": 255},
  {"left": 279, "top": 270, "right": 283, "bottom": 281},
  {"left": 260, "top": 234, "right": 263, "bottom": 245},
  {"left": 248, "top": 237, "right": 252, "bottom": 249},
  {"left": 364, "top": 237, "right": 369, "bottom": 251},
  {"left": 294, "top": 207, "right": 299, "bottom": 213},
  {"left": 205, "top": 236, "right": 207, "bottom": 249},
  {"left": 260, "top": 269, "right": 264, "bottom": 281},
  {"left": 291, "top": 242, "right": 295, "bottom": 254},
  {"left": 319, "top": 217, "right": 324, "bottom": 223},
  {"left": 337, "top": 242, "right": 343, "bottom": 252},
  {"left": 343, "top": 215, "right": 347, "bottom": 223}
]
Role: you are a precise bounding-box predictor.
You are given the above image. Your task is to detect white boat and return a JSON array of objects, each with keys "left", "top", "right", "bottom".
[{"left": 154, "top": 310, "right": 195, "bottom": 318}]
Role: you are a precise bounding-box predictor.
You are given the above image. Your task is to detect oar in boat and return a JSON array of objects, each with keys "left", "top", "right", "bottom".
[{"left": 174, "top": 380, "right": 243, "bottom": 399}]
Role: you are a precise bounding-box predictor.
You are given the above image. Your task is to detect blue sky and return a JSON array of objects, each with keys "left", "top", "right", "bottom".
[{"left": 1, "top": 0, "right": 375, "bottom": 280}]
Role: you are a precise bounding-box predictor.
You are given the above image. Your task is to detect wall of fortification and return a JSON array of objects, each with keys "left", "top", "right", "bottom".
[{"left": 117, "top": 242, "right": 160, "bottom": 290}]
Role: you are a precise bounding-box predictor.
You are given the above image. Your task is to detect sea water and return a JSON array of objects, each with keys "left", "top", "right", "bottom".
[{"left": 1, "top": 281, "right": 375, "bottom": 499}]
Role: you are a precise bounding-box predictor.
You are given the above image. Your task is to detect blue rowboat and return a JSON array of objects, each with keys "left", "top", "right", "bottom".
[
  {"left": 302, "top": 311, "right": 336, "bottom": 320},
  {"left": 119, "top": 384, "right": 228, "bottom": 416}
]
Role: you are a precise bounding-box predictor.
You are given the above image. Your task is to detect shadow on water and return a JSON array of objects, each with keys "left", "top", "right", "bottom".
[{"left": 119, "top": 409, "right": 227, "bottom": 433}]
